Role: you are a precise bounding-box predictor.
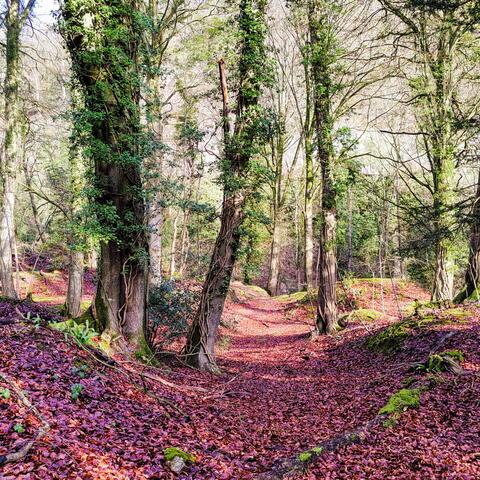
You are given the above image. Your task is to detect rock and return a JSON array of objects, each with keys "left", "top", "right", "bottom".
[{"left": 166, "top": 456, "right": 186, "bottom": 473}]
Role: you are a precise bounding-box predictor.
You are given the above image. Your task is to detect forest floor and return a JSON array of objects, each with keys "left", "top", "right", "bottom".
[{"left": 1, "top": 278, "right": 479, "bottom": 479}]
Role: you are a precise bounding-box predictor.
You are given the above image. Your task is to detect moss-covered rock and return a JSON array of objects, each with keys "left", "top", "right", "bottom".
[{"left": 163, "top": 447, "right": 196, "bottom": 463}]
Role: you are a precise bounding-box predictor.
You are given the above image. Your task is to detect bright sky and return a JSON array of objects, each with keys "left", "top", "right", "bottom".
[{"left": 33, "top": 0, "right": 58, "bottom": 24}]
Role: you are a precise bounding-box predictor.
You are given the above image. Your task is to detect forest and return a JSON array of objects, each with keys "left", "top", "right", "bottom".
[{"left": 0, "top": 0, "right": 479, "bottom": 478}]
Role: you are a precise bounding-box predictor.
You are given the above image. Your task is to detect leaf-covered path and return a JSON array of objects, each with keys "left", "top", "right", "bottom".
[{"left": 1, "top": 281, "right": 479, "bottom": 479}]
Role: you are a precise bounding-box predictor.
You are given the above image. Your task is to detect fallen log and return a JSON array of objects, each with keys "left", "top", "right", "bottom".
[{"left": 256, "top": 414, "right": 387, "bottom": 480}]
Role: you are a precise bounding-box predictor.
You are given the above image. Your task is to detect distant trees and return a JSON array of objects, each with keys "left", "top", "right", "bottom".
[
  {"left": 378, "top": 0, "right": 480, "bottom": 300},
  {"left": 0, "top": 0, "right": 36, "bottom": 298}
]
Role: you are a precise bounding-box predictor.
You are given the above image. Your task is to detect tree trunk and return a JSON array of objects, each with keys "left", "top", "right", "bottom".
[
  {"left": 267, "top": 214, "right": 282, "bottom": 296},
  {"left": 309, "top": 0, "right": 338, "bottom": 335},
  {"left": 346, "top": 185, "right": 353, "bottom": 272},
  {"left": 455, "top": 172, "right": 480, "bottom": 302},
  {"left": 65, "top": 249, "right": 84, "bottom": 318},
  {"left": 304, "top": 137, "right": 315, "bottom": 290},
  {"left": 431, "top": 160, "right": 455, "bottom": 301},
  {"left": 149, "top": 202, "right": 164, "bottom": 282},
  {"left": 0, "top": 0, "right": 26, "bottom": 299},
  {"left": 62, "top": 0, "right": 149, "bottom": 349},
  {"left": 183, "top": 0, "right": 270, "bottom": 370},
  {"left": 392, "top": 173, "right": 404, "bottom": 278},
  {"left": 183, "top": 191, "right": 244, "bottom": 372},
  {"left": 169, "top": 212, "right": 179, "bottom": 280}
]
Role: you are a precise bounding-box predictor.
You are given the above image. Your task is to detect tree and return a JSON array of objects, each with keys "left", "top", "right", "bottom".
[
  {"left": 378, "top": 0, "right": 480, "bottom": 300},
  {"left": 0, "top": 0, "right": 36, "bottom": 298},
  {"left": 307, "top": 0, "right": 338, "bottom": 335},
  {"left": 182, "top": 0, "right": 273, "bottom": 372},
  {"left": 455, "top": 170, "right": 480, "bottom": 302},
  {"left": 61, "top": 0, "right": 150, "bottom": 348}
]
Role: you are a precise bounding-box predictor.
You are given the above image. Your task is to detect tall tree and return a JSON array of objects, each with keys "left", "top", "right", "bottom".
[
  {"left": 378, "top": 0, "right": 480, "bottom": 300},
  {"left": 61, "top": 0, "right": 150, "bottom": 348},
  {"left": 307, "top": 0, "right": 338, "bottom": 335},
  {"left": 182, "top": 0, "right": 273, "bottom": 372},
  {"left": 0, "top": 0, "right": 36, "bottom": 298}
]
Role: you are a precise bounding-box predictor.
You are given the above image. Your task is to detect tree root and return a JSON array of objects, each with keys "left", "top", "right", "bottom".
[{"left": 0, "top": 372, "right": 50, "bottom": 465}]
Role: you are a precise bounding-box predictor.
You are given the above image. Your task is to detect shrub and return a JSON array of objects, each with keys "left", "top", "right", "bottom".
[{"left": 147, "top": 280, "right": 200, "bottom": 348}]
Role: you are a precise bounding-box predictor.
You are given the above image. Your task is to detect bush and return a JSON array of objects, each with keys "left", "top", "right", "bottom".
[{"left": 147, "top": 280, "right": 200, "bottom": 348}]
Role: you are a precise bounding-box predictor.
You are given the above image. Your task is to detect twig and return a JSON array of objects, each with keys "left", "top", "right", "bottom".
[{"left": 0, "top": 372, "right": 50, "bottom": 465}]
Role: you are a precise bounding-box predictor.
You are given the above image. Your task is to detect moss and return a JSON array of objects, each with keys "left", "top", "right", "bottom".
[
  {"left": 311, "top": 447, "right": 323, "bottom": 454},
  {"left": 247, "top": 285, "right": 270, "bottom": 296},
  {"left": 352, "top": 309, "right": 382, "bottom": 322},
  {"left": 426, "top": 375, "right": 446, "bottom": 385},
  {"left": 275, "top": 291, "right": 308, "bottom": 303},
  {"left": 401, "top": 376, "right": 418, "bottom": 387},
  {"left": 134, "top": 337, "right": 161, "bottom": 367},
  {"left": 366, "top": 312, "right": 456, "bottom": 354},
  {"left": 298, "top": 452, "right": 312, "bottom": 462},
  {"left": 417, "top": 350, "right": 464, "bottom": 373},
  {"left": 366, "top": 319, "right": 411, "bottom": 354},
  {"left": 443, "top": 350, "right": 464, "bottom": 362},
  {"left": 383, "top": 418, "right": 396, "bottom": 428},
  {"left": 443, "top": 308, "right": 471, "bottom": 319},
  {"left": 163, "top": 447, "right": 196, "bottom": 463},
  {"left": 378, "top": 388, "right": 422, "bottom": 415}
]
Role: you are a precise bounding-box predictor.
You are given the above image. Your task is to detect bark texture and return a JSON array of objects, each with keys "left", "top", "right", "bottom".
[
  {"left": 62, "top": 0, "right": 149, "bottom": 348},
  {"left": 455, "top": 172, "right": 480, "bottom": 302},
  {"left": 65, "top": 249, "right": 84, "bottom": 318},
  {"left": 309, "top": 0, "right": 338, "bottom": 335}
]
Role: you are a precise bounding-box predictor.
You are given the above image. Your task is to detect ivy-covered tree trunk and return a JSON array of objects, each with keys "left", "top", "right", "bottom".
[
  {"left": 0, "top": 0, "right": 34, "bottom": 298},
  {"left": 431, "top": 160, "right": 455, "bottom": 301},
  {"left": 62, "top": 0, "right": 149, "bottom": 349},
  {"left": 309, "top": 0, "right": 338, "bottom": 336},
  {"left": 183, "top": 0, "right": 271, "bottom": 372},
  {"left": 184, "top": 191, "right": 244, "bottom": 372}
]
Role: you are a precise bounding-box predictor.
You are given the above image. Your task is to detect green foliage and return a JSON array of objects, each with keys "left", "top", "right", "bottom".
[
  {"left": 147, "top": 281, "right": 199, "bottom": 347},
  {"left": 13, "top": 423, "right": 25, "bottom": 434},
  {"left": 163, "top": 447, "right": 196, "bottom": 463},
  {"left": 378, "top": 388, "right": 422, "bottom": 415},
  {"left": 416, "top": 350, "right": 464, "bottom": 373},
  {"left": 70, "top": 383, "right": 83, "bottom": 400},
  {"left": 71, "top": 365, "right": 89, "bottom": 378},
  {"left": 52, "top": 320, "right": 98, "bottom": 346},
  {"left": 59, "top": 0, "right": 153, "bottom": 253},
  {"left": 0, "top": 388, "right": 11, "bottom": 399},
  {"left": 298, "top": 452, "right": 312, "bottom": 462}
]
